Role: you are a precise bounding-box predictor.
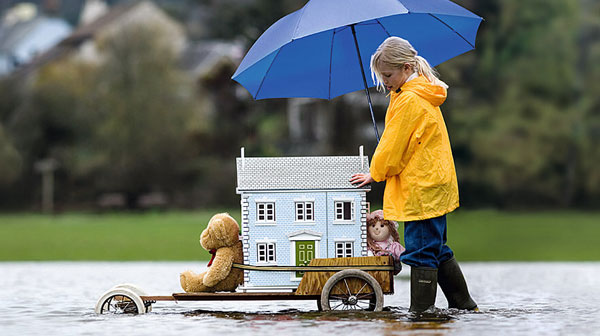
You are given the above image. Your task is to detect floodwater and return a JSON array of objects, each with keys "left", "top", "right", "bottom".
[{"left": 1, "top": 262, "right": 599, "bottom": 335}]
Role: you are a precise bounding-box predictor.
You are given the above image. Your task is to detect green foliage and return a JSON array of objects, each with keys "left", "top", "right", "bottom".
[
  {"left": 88, "top": 23, "right": 196, "bottom": 196},
  {"left": 1, "top": 22, "right": 204, "bottom": 207},
  {"left": 199, "top": 0, "right": 305, "bottom": 42},
  {"left": 0, "top": 124, "right": 22, "bottom": 185},
  {"left": 440, "top": 0, "right": 600, "bottom": 207},
  {"left": 1, "top": 58, "right": 102, "bottom": 206},
  {"left": 1, "top": 0, "right": 599, "bottom": 210}
]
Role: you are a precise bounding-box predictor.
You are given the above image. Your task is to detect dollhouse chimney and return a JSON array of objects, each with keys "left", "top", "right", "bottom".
[
  {"left": 359, "top": 145, "right": 364, "bottom": 169},
  {"left": 241, "top": 147, "right": 245, "bottom": 170}
]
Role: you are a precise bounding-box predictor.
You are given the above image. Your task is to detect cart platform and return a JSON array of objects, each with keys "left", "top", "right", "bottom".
[
  {"left": 142, "top": 292, "right": 320, "bottom": 302},
  {"left": 96, "top": 256, "right": 395, "bottom": 314}
]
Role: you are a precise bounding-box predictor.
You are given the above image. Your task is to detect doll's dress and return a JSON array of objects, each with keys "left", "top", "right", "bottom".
[
  {"left": 372, "top": 238, "right": 405, "bottom": 274},
  {"left": 373, "top": 238, "right": 405, "bottom": 259}
]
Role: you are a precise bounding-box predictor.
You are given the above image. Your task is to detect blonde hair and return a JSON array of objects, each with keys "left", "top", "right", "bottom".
[{"left": 370, "top": 36, "right": 448, "bottom": 92}]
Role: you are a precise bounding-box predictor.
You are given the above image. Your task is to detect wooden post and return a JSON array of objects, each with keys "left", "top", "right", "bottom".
[{"left": 34, "top": 158, "right": 58, "bottom": 213}]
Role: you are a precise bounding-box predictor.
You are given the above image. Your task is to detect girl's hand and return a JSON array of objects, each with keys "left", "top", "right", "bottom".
[{"left": 350, "top": 173, "right": 374, "bottom": 188}]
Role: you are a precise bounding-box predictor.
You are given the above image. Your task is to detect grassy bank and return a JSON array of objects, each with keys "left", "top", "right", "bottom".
[
  {"left": 0, "top": 210, "right": 226, "bottom": 261},
  {"left": 445, "top": 210, "right": 600, "bottom": 261},
  {"left": 1, "top": 209, "right": 598, "bottom": 261}
]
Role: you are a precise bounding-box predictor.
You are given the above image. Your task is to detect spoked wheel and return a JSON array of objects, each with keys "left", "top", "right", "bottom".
[
  {"left": 95, "top": 288, "right": 147, "bottom": 315},
  {"left": 111, "top": 284, "right": 152, "bottom": 312},
  {"left": 320, "top": 269, "right": 383, "bottom": 312},
  {"left": 100, "top": 294, "right": 139, "bottom": 314}
]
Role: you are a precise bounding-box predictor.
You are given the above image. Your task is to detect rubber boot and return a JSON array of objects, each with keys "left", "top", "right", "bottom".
[
  {"left": 409, "top": 267, "right": 438, "bottom": 313},
  {"left": 438, "top": 257, "right": 478, "bottom": 311}
]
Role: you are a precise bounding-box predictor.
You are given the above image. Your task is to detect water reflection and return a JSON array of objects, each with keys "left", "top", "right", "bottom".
[
  {"left": 185, "top": 307, "right": 459, "bottom": 320},
  {"left": 0, "top": 262, "right": 599, "bottom": 335},
  {"left": 184, "top": 306, "right": 463, "bottom": 328}
]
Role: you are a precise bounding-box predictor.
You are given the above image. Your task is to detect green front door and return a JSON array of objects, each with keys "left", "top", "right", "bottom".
[{"left": 295, "top": 240, "right": 315, "bottom": 278}]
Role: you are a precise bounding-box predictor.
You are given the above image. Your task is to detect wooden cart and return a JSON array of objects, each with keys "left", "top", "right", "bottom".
[{"left": 95, "top": 256, "right": 395, "bottom": 314}]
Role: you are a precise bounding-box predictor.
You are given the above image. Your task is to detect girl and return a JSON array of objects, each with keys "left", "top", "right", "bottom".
[{"left": 350, "top": 37, "right": 477, "bottom": 313}]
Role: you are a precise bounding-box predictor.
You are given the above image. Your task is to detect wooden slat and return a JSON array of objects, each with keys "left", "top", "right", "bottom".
[
  {"left": 141, "top": 296, "right": 177, "bottom": 301},
  {"left": 169, "top": 292, "right": 319, "bottom": 301},
  {"left": 296, "top": 256, "right": 394, "bottom": 295}
]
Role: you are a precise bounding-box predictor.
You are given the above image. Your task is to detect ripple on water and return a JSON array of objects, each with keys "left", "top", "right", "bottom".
[{"left": 1, "top": 262, "right": 600, "bottom": 336}]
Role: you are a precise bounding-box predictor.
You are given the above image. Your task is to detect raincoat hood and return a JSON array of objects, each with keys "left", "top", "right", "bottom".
[
  {"left": 400, "top": 75, "right": 447, "bottom": 107},
  {"left": 370, "top": 74, "right": 458, "bottom": 221}
]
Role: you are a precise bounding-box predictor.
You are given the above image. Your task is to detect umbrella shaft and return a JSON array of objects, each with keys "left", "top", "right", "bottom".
[{"left": 350, "top": 25, "right": 380, "bottom": 143}]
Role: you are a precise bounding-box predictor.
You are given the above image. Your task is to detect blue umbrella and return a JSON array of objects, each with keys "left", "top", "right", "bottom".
[{"left": 232, "top": 0, "right": 482, "bottom": 141}]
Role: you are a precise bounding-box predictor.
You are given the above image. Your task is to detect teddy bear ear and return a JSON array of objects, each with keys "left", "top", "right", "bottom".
[
  {"left": 201, "top": 213, "right": 240, "bottom": 248},
  {"left": 199, "top": 221, "right": 212, "bottom": 249},
  {"left": 200, "top": 213, "right": 222, "bottom": 249}
]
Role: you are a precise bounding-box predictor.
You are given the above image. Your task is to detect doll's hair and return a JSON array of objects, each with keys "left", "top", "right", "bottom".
[
  {"left": 366, "top": 215, "right": 401, "bottom": 254},
  {"left": 370, "top": 36, "right": 448, "bottom": 92}
]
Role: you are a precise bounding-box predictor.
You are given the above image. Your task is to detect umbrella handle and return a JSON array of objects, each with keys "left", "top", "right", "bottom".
[{"left": 351, "top": 24, "right": 380, "bottom": 143}]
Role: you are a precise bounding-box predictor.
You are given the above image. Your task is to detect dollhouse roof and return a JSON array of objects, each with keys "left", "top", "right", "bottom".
[{"left": 236, "top": 155, "right": 370, "bottom": 192}]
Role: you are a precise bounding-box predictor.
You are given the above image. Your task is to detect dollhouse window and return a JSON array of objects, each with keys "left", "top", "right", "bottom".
[
  {"left": 334, "top": 201, "right": 354, "bottom": 221},
  {"left": 295, "top": 201, "right": 314, "bottom": 222},
  {"left": 257, "top": 242, "right": 276, "bottom": 263},
  {"left": 335, "top": 241, "right": 353, "bottom": 258},
  {"left": 256, "top": 202, "right": 275, "bottom": 223}
]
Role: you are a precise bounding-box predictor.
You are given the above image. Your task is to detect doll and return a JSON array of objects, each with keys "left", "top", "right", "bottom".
[{"left": 367, "top": 210, "right": 405, "bottom": 274}]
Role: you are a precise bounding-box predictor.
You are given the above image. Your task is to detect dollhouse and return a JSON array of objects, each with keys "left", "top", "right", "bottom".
[{"left": 236, "top": 147, "right": 371, "bottom": 292}]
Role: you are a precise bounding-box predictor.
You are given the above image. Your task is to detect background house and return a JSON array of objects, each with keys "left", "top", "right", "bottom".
[
  {"left": 1, "top": 0, "right": 598, "bottom": 211},
  {"left": 236, "top": 147, "right": 371, "bottom": 291},
  {"left": 0, "top": 3, "right": 71, "bottom": 76},
  {"left": 9, "top": 0, "right": 185, "bottom": 77},
  {"left": 0, "top": 0, "right": 245, "bottom": 210}
]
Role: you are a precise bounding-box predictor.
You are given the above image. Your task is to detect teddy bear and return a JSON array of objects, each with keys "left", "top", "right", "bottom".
[
  {"left": 366, "top": 209, "right": 405, "bottom": 275},
  {"left": 180, "top": 213, "right": 244, "bottom": 292}
]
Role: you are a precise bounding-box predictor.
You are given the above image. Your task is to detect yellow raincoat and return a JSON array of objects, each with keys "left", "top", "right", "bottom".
[{"left": 370, "top": 75, "right": 459, "bottom": 221}]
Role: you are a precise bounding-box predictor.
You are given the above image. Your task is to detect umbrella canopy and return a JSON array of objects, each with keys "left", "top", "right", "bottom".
[{"left": 232, "top": 0, "right": 482, "bottom": 100}]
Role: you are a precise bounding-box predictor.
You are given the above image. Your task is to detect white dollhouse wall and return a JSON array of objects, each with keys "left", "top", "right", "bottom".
[{"left": 236, "top": 147, "right": 371, "bottom": 292}]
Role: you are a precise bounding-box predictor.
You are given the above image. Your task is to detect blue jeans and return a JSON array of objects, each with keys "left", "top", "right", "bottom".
[{"left": 400, "top": 214, "right": 454, "bottom": 268}]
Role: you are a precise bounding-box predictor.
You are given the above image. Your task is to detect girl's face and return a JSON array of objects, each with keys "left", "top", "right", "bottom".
[
  {"left": 379, "top": 62, "right": 414, "bottom": 92},
  {"left": 368, "top": 221, "right": 390, "bottom": 242}
]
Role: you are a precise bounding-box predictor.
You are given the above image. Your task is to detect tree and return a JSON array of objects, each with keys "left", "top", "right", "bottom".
[
  {"left": 0, "top": 123, "right": 21, "bottom": 186},
  {"left": 437, "top": 0, "right": 600, "bottom": 207},
  {"left": 198, "top": 0, "right": 305, "bottom": 42},
  {"left": 87, "top": 22, "right": 198, "bottom": 205}
]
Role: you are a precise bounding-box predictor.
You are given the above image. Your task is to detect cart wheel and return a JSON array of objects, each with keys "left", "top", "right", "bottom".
[
  {"left": 95, "top": 288, "right": 147, "bottom": 315},
  {"left": 320, "top": 269, "right": 383, "bottom": 312},
  {"left": 111, "top": 283, "right": 147, "bottom": 295},
  {"left": 111, "top": 284, "right": 152, "bottom": 312}
]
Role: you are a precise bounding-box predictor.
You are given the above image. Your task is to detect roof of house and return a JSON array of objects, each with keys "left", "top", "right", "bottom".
[
  {"left": 180, "top": 40, "right": 243, "bottom": 78},
  {"left": 236, "top": 155, "right": 370, "bottom": 192},
  {"left": 59, "top": 0, "right": 140, "bottom": 46},
  {"left": 0, "top": 16, "right": 72, "bottom": 77},
  {"left": 7, "top": 0, "right": 145, "bottom": 79},
  {"left": 0, "top": 16, "right": 71, "bottom": 54}
]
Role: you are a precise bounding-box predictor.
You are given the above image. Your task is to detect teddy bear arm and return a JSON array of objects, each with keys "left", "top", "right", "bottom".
[{"left": 203, "top": 247, "right": 235, "bottom": 287}]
